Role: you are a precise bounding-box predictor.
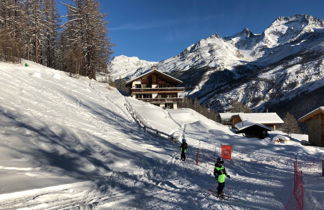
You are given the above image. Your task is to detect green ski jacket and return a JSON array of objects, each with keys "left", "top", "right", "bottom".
[{"left": 214, "top": 165, "right": 227, "bottom": 183}]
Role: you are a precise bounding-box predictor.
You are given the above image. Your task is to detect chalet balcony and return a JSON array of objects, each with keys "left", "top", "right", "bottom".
[
  {"left": 139, "top": 97, "right": 183, "bottom": 103},
  {"left": 131, "top": 87, "right": 185, "bottom": 92}
]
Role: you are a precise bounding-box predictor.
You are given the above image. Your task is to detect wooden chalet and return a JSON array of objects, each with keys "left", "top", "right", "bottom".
[
  {"left": 229, "top": 113, "right": 284, "bottom": 131},
  {"left": 298, "top": 106, "right": 324, "bottom": 147},
  {"left": 126, "top": 67, "right": 184, "bottom": 109}
]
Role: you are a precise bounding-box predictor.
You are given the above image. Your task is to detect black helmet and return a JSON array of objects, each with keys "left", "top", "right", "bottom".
[{"left": 217, "top": 157, "right": 224, "bottom": 164}]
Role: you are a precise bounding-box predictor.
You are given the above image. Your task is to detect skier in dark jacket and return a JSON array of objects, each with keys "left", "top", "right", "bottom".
[
  {"left": 214, "top": 157, "right": 230, "bottom": 198},
  {"left": 180, "top": 138, "right": 188, "bottom": 161}
]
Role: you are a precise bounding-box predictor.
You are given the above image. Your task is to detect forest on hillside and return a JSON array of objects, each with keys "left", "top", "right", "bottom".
[{"left": 0, "top": 0, "right": 113, "bottom": 79}]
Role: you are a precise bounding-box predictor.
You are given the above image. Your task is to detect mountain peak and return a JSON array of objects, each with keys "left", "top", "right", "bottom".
[
  {"left": 263, "top": 14, "right": 324, "bottom": 47},
  {"left": 270, "top": 14, "right": 324, "bottom": 29},
  {"left": 274, "top": 14, "right": 321, "bottom": 24},
  {"left": 224, "top": 27, "right": 254, "bottom": 42},
  {"left": 238, "top": 27, "right": 254, "bottom": 38}
]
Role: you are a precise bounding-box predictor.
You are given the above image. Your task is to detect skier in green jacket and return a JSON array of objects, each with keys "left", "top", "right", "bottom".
[{"left": 214, "top": 157, "right": 230, "bottom": 198}]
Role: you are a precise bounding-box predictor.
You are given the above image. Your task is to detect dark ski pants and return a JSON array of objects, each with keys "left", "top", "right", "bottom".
[
  {"left": 181, "top": 151, "right": 186, "bottom": 161},
  {"left": 217, "top": 182, "right": 225, "bottom": 195}
]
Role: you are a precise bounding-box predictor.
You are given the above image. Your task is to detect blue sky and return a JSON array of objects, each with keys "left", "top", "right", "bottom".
[{"left": 96, "top": 0, "right": 324, "bottom": 61}]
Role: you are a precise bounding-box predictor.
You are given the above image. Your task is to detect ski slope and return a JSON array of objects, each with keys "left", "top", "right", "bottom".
[{"left": 0, "top": 61, "right": 323, "bottom": 209}]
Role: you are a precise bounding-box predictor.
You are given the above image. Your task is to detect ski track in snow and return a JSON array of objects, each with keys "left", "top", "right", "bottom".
[{"left": 0, "top": 61, "right": 323, "bottom": 209}]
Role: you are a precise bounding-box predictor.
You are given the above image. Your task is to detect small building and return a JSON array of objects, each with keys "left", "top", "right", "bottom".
[
  {"left": 219, "top": 113, "right": 240, "bottom": 125},
  {"left": 234, "top": 120, "right": 271, "bottom": 139},
  {"left": 298, "top": 106, "right": 324, "bottom": 147},
  {"left": 229, "top": 113, "right": 284, "bottom": 130},
  {"left": 126, "top": 67, "right": 184, "bottom": 109}
]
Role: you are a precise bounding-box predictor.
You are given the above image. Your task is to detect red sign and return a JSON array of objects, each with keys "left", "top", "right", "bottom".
[{"left": 221, "top": 145, "right": 232, "bottom": 160}]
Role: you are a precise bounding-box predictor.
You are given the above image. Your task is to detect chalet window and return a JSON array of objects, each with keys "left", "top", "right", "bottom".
[
  {"left": 143, "top": 94, "right": 152, "bottom": 98},
  {"left": 135, "top": 84, "right": 141, "bottom": 88}
]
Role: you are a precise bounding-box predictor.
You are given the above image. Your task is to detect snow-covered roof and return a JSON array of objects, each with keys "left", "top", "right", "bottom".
[
  {"left": 126, "top": 67, "right": 183, "bottom": 85},
  {"left": 298, "top": 106, "right": 324, "bottom": 122},
  {"left": 238, "top": 113, "right": 284, "bottom": 124},
  {"left": 235, "top": 120, "right": 271, "bottom": 131},
  {"left": 219, "top": 113, "right": 241, "bottom": 122}
]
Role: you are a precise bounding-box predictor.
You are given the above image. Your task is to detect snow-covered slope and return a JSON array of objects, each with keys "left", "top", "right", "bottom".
[
  {"left": 110, "top": 15, "right": 324, "bottom": 116},
  {"left": 108, "top": 55, "right": 157, "bottom": 80},
  {"left": 158, "top": 34, "right": 248, "bottom": 73},
  {"left": 0, "top": 61, "right": 323, "bottom": 209}
]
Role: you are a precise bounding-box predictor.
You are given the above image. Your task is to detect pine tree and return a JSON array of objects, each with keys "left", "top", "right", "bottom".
[
  {"left": 281, "top": 112, "right": 301, "bottom": 134},
  {"left": 62, "top": 0, "right": 112, "bottom": 79}
]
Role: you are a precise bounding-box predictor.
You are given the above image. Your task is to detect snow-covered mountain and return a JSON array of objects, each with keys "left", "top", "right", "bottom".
[
  {"left": 111, "top": 14, "right": 324, "bottom": 116},
  {"left": 190, "top": 14, "right": 324, "bottom": 114},
  {"left": 108, "top": 55, "right": 157, "bottom": 80},
  {"left": 155, "top": 14, "right": 323, "bottom": 72}
]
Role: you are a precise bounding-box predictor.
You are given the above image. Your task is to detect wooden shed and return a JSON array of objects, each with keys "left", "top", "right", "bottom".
[
  {"left": 298, "top": 106, "right": 324, "bottom": 147},
  {"left": 234, "top": 120, "right": 271, "bottom": 139}
]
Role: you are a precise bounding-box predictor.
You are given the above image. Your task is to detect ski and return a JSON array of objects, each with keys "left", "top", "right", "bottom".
[{"left": 207, "top": 189, "right": 239, "bottom": 201}]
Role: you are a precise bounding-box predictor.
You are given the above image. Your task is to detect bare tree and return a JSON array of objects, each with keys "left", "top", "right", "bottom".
[
  {"left": 43, "top": 0, "right": 60, "bottom": 68},
  {"left": 62, "top": 0, "right": 113, "bottom": 79},
  {"left": 178, "top": 97, "right": 219, "bottom": 122},
  {"left": 0, "top": 0, "right": 24, "bottom": 62},
  {"left": 281, "top": 112, "right": 301, "bottom": 134},
  {"left": 229, "top": 100, "right": 251, "bottom": 113}
]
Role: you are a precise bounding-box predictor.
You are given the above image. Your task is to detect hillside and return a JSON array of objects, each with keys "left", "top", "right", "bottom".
[
  {"left": 109, "top": 14, "right": 324, "bottom": 117},
  {"left": 0, "top": 61, "right": 323, "bottom": 209}
]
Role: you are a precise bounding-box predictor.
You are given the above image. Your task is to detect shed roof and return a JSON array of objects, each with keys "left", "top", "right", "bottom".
[
  {"left": 234, "top": 120, "right": 271, "bottom": 131},
  {"left": 237, "top": 113, "right": 284, "bottom": 124},
  {"left": 298, "top": 106, "right": 324, "bottom": 122},
  {"left": 126, "top": 67, "right": 183, "bottom": 85}
]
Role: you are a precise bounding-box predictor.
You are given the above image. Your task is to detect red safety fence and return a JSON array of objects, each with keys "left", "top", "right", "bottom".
[
  {"left": 285, "top": 159, "right": 304, "bottom": 210},
  {"left": 194, "top": 148, "right": 217, "bottom": 166}
]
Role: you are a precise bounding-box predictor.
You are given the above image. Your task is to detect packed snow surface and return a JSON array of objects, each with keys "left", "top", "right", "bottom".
[{"left": 0, "top": 61, "right": 323, "bottom": 209}]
